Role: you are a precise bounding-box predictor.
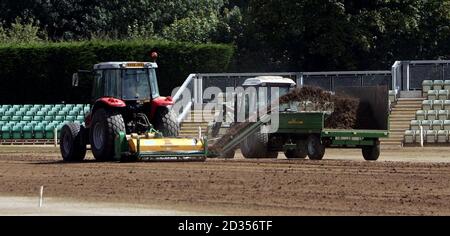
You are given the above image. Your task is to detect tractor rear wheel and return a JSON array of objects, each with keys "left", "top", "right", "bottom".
[
  {"left": 90, "top": 108, "right": 125, "bottom": 161},
  {"left": 240, "top": 130, "right": 278, "bottom": 159},
  {"left": 60, "top": 123, "right": 86, "bottom": 162},
  {"left": 153, "top": 107, "right": 179, "bottom": 137},
  {"left": 284, "top": 140, "right": 307, "bottom": 159},
  {"left": 307, "top": 134, "right": 325, "bottom": 160}
]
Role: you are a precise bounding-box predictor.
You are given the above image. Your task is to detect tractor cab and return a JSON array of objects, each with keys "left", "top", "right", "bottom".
[
  {"left": 91, "top": 62, "right": 160, "bottom": 102},
  {"left": 238, "top": 76, "right": 296, "bottom": 117}
]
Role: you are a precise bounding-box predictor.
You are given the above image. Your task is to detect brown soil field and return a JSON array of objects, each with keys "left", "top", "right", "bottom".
[{"left": 0, "top": 146, "right": 450, "bottom": 215}]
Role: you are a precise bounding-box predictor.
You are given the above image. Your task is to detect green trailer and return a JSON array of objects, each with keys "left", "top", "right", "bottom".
[{"left": 210, "top": 76, "right": 390, "bottom": 161}]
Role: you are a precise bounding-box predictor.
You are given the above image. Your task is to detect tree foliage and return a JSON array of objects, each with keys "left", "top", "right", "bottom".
[{"left": 1, "top": 0, "right": 450, "bottom": 72}]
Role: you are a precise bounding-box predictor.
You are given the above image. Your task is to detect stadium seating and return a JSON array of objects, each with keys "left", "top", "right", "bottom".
[
  {"left": 0, "top": 104, "right": 89, "bottom": 141},
  {"left": 406, "top": 80, "right": 450, "bottom": 145}
]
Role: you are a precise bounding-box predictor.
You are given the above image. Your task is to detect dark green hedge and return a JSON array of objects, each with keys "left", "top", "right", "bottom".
[{"left": 0, "top": 40, "right": 234, "bottom": 104}]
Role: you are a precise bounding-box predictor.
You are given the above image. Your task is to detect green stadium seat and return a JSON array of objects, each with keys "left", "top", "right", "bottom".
[
  {"left": 33, "top": 125, "right": 44, "bottom": 139},
  {"left": 444, "top": 120, "right": 450, "bottom": 130},
  {"left": 61, "top": 107, "right": 70, "bottom": 113},
  {"left": 23, "top": 105, "right": 32, "bottom": 109},
  {"left": 404, "top": 130, "right": 415, "bottom": 144},
  {"left": 34, "top": 115, "right": 45, "bottom": 121},
  {"left": 1, "top": 116, "right": 10, "bottom": 122},
  {"left": 410, "top": 120, "right": 421, "bottom": 130},
  {"left": 76, "top": 104, "right": 84, "bottom": 109},
  {"left": 22, "top": 116, "right": 33, "bottom": 122},
  {"left": 1, "top": 125, "right": 11, "bottom": 139},
  {"left": 57, "top": 123, "right": 64, "bottom": 130},
  {"left": 11, "top": 116, "right": 21, "bottom": 121},
  {"left": 65, "top": 104, "right": 74, "bottom": 110},
  {"left": 18, "top": 107, "right": 27, "bottom": 113},
  {"left": 445, "top": 80, "right": 450, "bottom": 91},
  {"left": 15, "top": 111, "right": 25, "bottom": 116},
  {"left": 55, "top": 116, "right": 64, "bottom": 122},
  {"left": 437, "top": 130, "right": 448, "bottom": 143},
  {"left": 433, "top": 80, "right": 444, "bottom": 90},
  {"left": 0, "top": 121, "right": 5, "bottom": 127},
  {"left": 438, "top": 110, "right": 448, "bottom": 120},
  {"left": 25, "top": 110, "right": 35, "bottom": 116},
  {"left": 5, "top": 111, "right": 14, "bottom": 116},
  {"left": 54, "top": 104, "right": 63, "bottom": 110},
  {"left": 33, "top": 104, "right": 43, "bottom": 109},
  {"left": 57, "top": 111, "right": 67, "bottom": 116},
  {"left": 12, "top": 125, "right": 22, "bottom": 139},
  {"left": 438, "top": 90, "right": 448, "bottom": 100},
  {"left": 422, "top": 100, "right": 432, "bottom": 110},
  {"left": 83, "top": 107, "right": 90, "bottom": 114},
  {"left": 433, "top": 100, "right": 444, "bottom": 110},
  {"left": 29, "top": 121, "right": 38, "bottom": 127},
  {"left": 43, "top": 115, "right": 53, "bottom": 122},
  {"left": 428, "top": 90, "right": 438, "bottom": 100},
  {"left": 35, "top": 110, "right": 45, "bottom": 116},
  {"left": 45, "top": 125, "right": 55, "bottom": 139},
  {"left": 427, "top": 110, "right": 437, "bottom": 121},
  {"left": 388, "top": 90, "right": 396, "bottom": 103},
  {"left": 1, "top": 105, "right": 11, "bottom": 109},
  {"left": 422, "top": 120, "right": 432, "bottom": 131},
  {"left": 76, "top": 115, "right": 84, "bottom": 122},
  {"left": 39, "top": 120, "right": 49, "bottom": 126},
  {"left": 433, "top": 120, "right": 443, "bottom": 130},
  {"left": 12, "top": 105, "right": 20, "bottom": 109},
  {"left": 0, "top": 111, "right": 4, "bottom": 116},
  {"left": 39, "top": 108, "right": 49, "bottom": 114},
  {"left": 68, "top": 110, "right": 78, "bottom": 116},
  {"left": 22, "top": 125, "right": 33, "bottom": 139},
  {"left": 47, "top": 110, "right": 57, "bottom": 116},
  {"left": 66, "top": 116, "right": 76, "bottom": 122},
  {"left": 422, "top": 80, "right": 433, "bottom": 93},
  {"left": 426, "top": 130, "right": 437, "bottom": 143}
]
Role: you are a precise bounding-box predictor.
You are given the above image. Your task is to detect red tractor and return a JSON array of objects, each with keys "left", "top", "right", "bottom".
[{"left": 60, "top": 54, "right": 182, "bottom": 162}]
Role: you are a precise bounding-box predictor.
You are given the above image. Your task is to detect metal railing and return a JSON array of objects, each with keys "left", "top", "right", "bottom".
[{"left": 172, "top": 71, "right": 393, "bottom": 123}]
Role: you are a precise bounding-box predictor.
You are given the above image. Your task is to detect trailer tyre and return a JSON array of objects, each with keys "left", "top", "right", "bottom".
[
  {"left": 284, "top": 140, "right": 307, "bottom": 159},
  {"left": 240, "top": 130, "right": 278, "bottom": 159},
  {"left": 153, "top": 107, "right": 179, "bottom": 137},
  {"left": 362, "top": 140, "right": 380, "bottom": 161},
  {"left": 307, "top": 135, "right": 325, "bottom": 160},
  {"left": 90, "top": 108, "right": 125, "bottom": 161},
  {"left": 60, "top": 123, "right": 86, "bottom": 162}
]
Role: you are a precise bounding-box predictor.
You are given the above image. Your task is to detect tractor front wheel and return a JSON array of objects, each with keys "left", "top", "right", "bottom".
[
  {"left": 60, "top": 123, "right": 86, "bottom": 162},
  {"left": 90, "top": 108, "right": 125, "bottom": 161},
  {"left": 153, "top": 107, "right": 179, "bottom": 137}
]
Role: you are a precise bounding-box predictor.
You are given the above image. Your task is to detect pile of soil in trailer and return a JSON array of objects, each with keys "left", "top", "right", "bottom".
[{"left": 209, "top": 86, "right": 361, "bottom": 154}]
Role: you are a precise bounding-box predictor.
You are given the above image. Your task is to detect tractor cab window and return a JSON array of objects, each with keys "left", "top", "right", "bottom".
[
  {"left": 122, "top": 69, "right": 151, "bottom": 100},
  {"left": 149, "top": 69, "right": 160, "bottom": 98},
  {"left": 92, "top": 70, "right": 104, "bottom": 100},
  {"left": 104, "top": 69, "right": 121, "bottom": 98}
]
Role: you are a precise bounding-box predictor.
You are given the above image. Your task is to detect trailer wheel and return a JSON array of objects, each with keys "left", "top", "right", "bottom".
[
  {"left": 240, "top": 130, "right": 278, "bottom": 159},
  {"left": 90, "top": 108, "right": 125, "bottom": 161},
  {"left": 307, "top": 135, "right": 325, "bottom": 160},
  {"left": 60, "top": 123, "right": 86, "bottom": 162},
  {"left": 153, "top": 107, "right": 179, "bottom": 137},
  {"left": 362, "top": 140, "right": 380, "bottom": 161},
  {"left": 284, "top": 140, "right": 307, "bottom": 159}
]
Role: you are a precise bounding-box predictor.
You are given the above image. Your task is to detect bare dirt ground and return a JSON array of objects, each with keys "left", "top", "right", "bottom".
[{"left": 0, "top": 146, "right": 450, "bottom": 215}]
